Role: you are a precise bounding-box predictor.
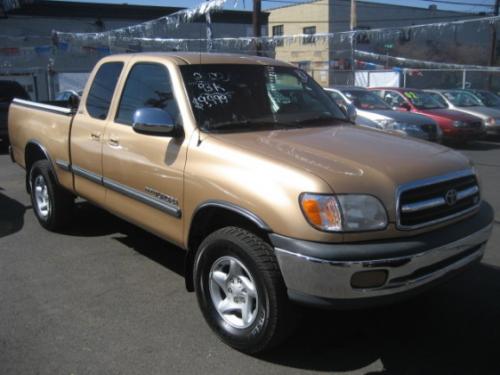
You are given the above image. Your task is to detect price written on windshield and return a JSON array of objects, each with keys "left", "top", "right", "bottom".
[{"left": 191, "top": 72, "right": 231, "bottom": 110}]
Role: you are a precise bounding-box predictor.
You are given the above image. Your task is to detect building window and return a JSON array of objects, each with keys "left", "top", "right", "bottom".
[
  {"left": 272, "top": 25, "right": 284, "bottom": 46},
  {"left": 303, "top": 26, "right": 316, "bottom": 44}
]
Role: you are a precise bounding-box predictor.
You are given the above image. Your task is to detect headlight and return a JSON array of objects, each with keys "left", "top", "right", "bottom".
[
  {"left": 374, "top": 119, "right": 394, "bottom": 128},
  {"left": 390, "top": 122, "right": 421, "bottom": 132},
  {"left": 452, "top": 120, "right": 467, "bottom": 128},
  {"left": 485, "top": 117, "right": 496, "bottom": 126},
  {"left": 300, "top": 193, "right": 388, "bottom": 232}
]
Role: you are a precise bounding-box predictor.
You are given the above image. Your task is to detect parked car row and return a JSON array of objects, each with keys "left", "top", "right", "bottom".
[{"left": 325, "top": 86, "right": 500, "bottom": 143}]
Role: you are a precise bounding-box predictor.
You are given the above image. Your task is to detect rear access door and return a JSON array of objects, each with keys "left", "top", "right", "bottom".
[{"left": 70, "top": 59, "right": 125, "bottom": 206}]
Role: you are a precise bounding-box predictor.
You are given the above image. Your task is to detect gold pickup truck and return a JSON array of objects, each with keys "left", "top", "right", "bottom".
[{"left": 8, "top": 53, "right": 494, "bottom": 353}]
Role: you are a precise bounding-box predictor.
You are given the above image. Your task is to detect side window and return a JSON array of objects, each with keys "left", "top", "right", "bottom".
[
  {"left": 116, "top": 63, "right": 180, "bottom": 126},
  {"left": 86, "top": 62, "right": 123, "bottom": 120},
  {"left": 384, "top": 91, "right": 405, "bottom": 107},
  {"left": 327, "top": 91, "right": 347, "bottom": 108}
]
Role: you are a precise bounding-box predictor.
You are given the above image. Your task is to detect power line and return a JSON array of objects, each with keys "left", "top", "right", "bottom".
[
  {"left": 269, "top": 14, "right": 489, "bottom": 23},
  {"left": 264, "top": 0, "right": 495, "bottom": 9}
]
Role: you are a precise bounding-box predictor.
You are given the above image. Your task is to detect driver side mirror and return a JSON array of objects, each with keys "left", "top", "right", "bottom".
[{"left": 132, "top": 108, "right": 180, "bottom": 137}]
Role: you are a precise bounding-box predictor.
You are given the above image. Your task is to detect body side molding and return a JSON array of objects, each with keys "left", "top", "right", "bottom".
[
  {"left": 68, "top": 163, "right": 182, "bottom": 218},
  {"left": 103, "top": 178, "right": 181, "bottom": 218},
  {"left": 72, "top": 165, "right": 103, "bottom": 185}
]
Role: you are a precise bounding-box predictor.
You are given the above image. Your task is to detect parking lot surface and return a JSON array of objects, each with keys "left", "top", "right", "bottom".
[{"left": 1, "top": 139, "right": 499, "bottom": 375}]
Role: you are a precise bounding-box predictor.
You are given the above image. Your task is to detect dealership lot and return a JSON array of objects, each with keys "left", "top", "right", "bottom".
[{"left": 1, "top": 139, "right": 499, "bottom": 375}]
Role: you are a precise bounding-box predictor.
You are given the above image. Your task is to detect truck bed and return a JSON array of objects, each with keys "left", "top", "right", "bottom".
[{"left": 8, "top": 98, "right": 75, "bottom": 191}]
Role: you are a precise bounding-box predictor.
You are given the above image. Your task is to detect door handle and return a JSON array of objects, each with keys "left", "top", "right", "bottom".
[
  {"left": 90, "top": 132, "right": 101, "bottom": 141},
  {"left": 108, "top": 138, "right": 120, "bottom": 147}
]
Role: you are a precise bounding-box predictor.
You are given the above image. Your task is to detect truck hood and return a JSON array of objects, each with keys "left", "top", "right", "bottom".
[{"left": 210, "top": 125, "right": 471, "bottom": 216}]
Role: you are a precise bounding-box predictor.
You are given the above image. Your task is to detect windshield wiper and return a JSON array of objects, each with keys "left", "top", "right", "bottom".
[
  {"left": 296, "top": 114, "right": 343, "bottom": 126},
  {"left": 203, "top": 119, "right": 291, "bottom": 132}
]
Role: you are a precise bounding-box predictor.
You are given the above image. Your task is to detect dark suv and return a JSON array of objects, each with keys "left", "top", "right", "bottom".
[{"left": 1, "top": 80, "right": 30, "bottom": 145}]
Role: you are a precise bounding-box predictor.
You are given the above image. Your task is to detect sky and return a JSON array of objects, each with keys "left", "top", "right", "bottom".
[{"left": 51, "top": 0, "right": 496, "bottom": 14}]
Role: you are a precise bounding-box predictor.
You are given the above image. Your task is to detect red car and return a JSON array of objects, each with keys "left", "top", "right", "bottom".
[{"left": 370, "top": 87, "right": 485, "bottom": 142}]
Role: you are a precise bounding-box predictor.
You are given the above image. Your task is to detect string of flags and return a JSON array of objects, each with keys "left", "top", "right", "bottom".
[{"left": 1, "top": 0, "right": 500, "bottom": 71}]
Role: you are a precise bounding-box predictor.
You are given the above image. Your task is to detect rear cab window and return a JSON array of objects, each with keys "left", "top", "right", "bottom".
[{"left": 86, "top": 62, "right": 123, "bottom": 120}]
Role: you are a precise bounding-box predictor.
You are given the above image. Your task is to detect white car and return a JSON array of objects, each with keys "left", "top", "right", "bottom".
[{"left": 325, "top": 87, "right": 442, "bottom": 142}]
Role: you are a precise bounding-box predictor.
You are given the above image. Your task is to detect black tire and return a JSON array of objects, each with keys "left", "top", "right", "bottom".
[
  {"left": 194, "top": 226, "right": 297, "bottom": 353},
  {"left": 29, "top": 160, "right": 74, "bottom": 231}
]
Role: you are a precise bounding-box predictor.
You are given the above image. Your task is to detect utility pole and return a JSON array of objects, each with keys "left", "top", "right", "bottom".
[
  {"left": 253, "top": 0, "right": 262, "bottom": 56},
  {"left": 488, "top": 0, "right": 499, "bottom": 88},
  {"left": 489, "top": 0, "right": 500, "bottom": 66},
  {"left": 350, "top": 0, "right": 357, "bottom": 31},
  {"left": 350, "top": 0, "right": 357, "bottom": 84}
]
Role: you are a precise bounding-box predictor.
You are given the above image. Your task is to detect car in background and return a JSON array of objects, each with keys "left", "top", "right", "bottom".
[
  {"left": 325, "top": 87, "right": 442, "bottom": 142},
  {"left": 425, "top": 89, "right": 500, "bottom": 135},
  {"left": 0, "top": 80, "right": 30, "bottom": 145},
  {"left": 465, "top": 89, "right": 500, "bottom": 109},
  {"left": 371, "top": 87, "right": 485, "bottom": 143},
  {"left": 55, "top": 90, "right": 82, "bottom": 102}
]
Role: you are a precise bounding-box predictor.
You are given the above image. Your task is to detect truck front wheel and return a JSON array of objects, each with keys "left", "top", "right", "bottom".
[
  {"left": 194, "top": 226, "right": 297, "bottom": 353},
  {"left": 29, "top": 160, "right": 74, "bottom": 231}
]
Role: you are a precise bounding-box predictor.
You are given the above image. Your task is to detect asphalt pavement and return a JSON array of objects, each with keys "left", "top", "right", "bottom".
[{"left": 1, "top": 138, "right": 499, "bottom": 375}]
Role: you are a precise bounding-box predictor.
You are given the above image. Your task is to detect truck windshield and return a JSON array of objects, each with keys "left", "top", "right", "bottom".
[
  {"left": 342, "top": 90, "right": 391, "bottom": 110},
  {"left": 180, "top": 64, "right": 346, "bottom": 132}
]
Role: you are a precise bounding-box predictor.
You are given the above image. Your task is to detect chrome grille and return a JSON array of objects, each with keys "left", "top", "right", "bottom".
[
  {"left": 397, "top": 170, "right": 480, "bottom": 230},
  {"left": 466, "top": 121, "right": 482, "bottom": 129}
]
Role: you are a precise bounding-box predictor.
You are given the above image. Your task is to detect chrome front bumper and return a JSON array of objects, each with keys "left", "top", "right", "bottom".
[{"left": 272, "top": 210, "right": 493, "bottom": 306}]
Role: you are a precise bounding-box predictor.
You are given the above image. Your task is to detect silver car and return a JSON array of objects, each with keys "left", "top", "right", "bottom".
[
  {"left": 426, "top": 89, "right": 500, "bottom": 135},
  {"left": 326, "top": 87, "right": 442, "bottom": 142}
]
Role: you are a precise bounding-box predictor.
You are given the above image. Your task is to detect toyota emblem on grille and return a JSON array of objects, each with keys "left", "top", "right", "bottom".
[{"left": 445, "top": 189, "right": 458, "bottom": 206}]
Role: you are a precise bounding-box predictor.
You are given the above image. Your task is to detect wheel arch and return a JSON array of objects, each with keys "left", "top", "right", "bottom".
[
  {"left": 24, "top": 140, "right": 58, "bottom": 193},
  {"left": 185, "top": 201, "right": 273, "bottom": 292}
]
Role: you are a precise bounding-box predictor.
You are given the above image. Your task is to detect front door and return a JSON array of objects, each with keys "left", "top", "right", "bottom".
[{"left": 102, "top": 61, "right": 188, "bottom": 246}]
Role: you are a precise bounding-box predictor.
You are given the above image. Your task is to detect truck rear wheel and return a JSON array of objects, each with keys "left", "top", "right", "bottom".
[
  {"left": 194, "top": 226, "right": 297, "bottom": 353},
  {"left": 29, "top": 160, "right": 74, "bottom": 231}
]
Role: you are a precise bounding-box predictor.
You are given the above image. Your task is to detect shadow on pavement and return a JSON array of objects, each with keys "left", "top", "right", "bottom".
[
  {"left": 451, "top": 140, "right": 500, "bottom": 151},
  {"left": 62, "top": 202, "right": 131, "bottom": 237},
  {"left": 54, "top": 201, "right": 500, "bottom": 374},
  {"left": 259, "top": 263, "right": 500, "bottom": 374},
  {"left": 0, "top": 190, "right": 29, "bottom": 238},
  {"left": 113, "top": 229, "right": 185, "bottom": 278},
  {"left": 65, "top": 201, "right": 186, "bottom": 277}
]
